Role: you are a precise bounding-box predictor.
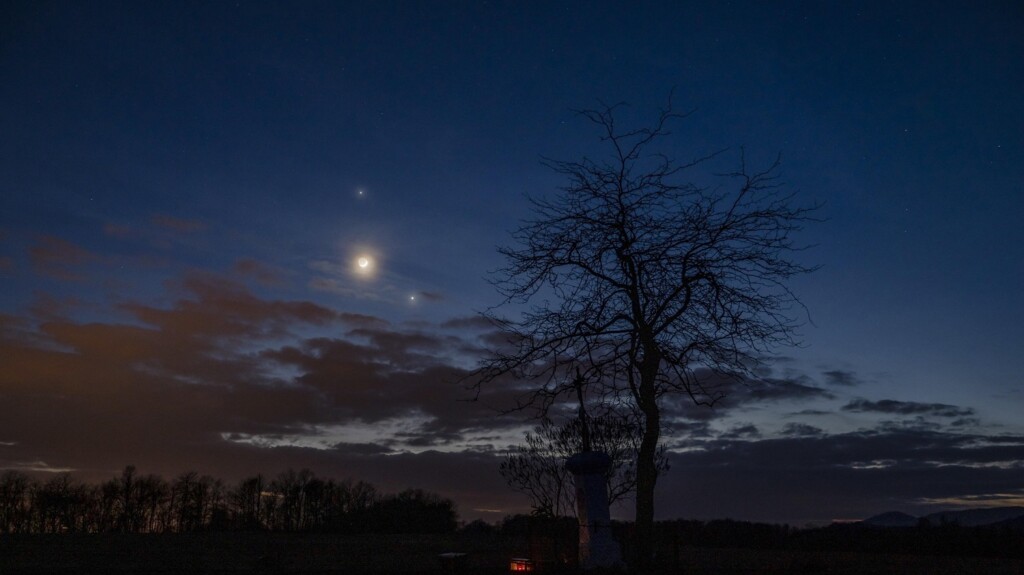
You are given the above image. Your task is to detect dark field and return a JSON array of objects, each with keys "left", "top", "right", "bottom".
[{"left": 2, "top": 531, "right": 1024, "bottom": 574}]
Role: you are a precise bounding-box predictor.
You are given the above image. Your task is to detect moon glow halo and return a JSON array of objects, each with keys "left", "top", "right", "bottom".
[{"left": 353, "top": 254, "right": 375, "bottom": 277}]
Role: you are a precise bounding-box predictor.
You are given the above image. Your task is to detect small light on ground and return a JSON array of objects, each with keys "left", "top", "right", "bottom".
[{"left": 509, "top": 558, "right": 534, "bottom": 572}]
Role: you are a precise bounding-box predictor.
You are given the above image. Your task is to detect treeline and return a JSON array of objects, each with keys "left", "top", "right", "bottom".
[{"left": 0, "top": 466, "right": 457, "bottom": 535}]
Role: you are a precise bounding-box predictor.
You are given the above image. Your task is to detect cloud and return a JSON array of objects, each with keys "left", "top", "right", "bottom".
[
  {"left": 232, "top": 257, "right": 288, "bottom": 286},
  {"left": 0, "top": 460, "right": 76, "bottom": 473},
  {"left": 30, "top": 233, "right": 170, "bottom": 281},
  {"left": 680, "top": 427, "right": 1024, "bottom": 475},
  {"left": 842, "top": 399, "right": 975, "bottom": 418},
  {"left": 950, "top": 417, "right": 981, "bottom": 428},
  {"left": 0, "top": 274, "right": 364, "bottom": 480},
  {"left": 440, "top": 316, "right": 494, "bottom": 330},
  {"left": 720, "top": 424, "right": 761, "bottom": 440},
  {"left": 780, "top": 423, "right": 823, "bottom": 437},
  {"left": 27, "top": 293, "right": 85, "bottom": 321},
  {"left": 337, "top": 312, "right": 392, "bottom": 329},
  {"left": 655, "top": 427, "right": 1024, "bottom": 524},
  {"left": 745, "top": 377, "right": 834, "bottom": 402},
  {"left": 787, "top": 409, "right": 832, "bottom": 417},
  {"left": 663, "top": 370, "right": 834, "bottom": 422},
  {"left": 102, "top": 223, "right": 134, "bottom": 239},
  {"left": 122, "top": 271, "right": 338, "bottom": 340},
  {"left": 0, "top": 265, "right": 532, "bottom": 492},
  {"left": 330, "top": 442, "right": 396, "bottom": 456},
  {"left": 917, "top": 489, "right": 1024, "bottom": 509},
  {"left": 261, "top": 330, "right": 523, "bottom": 438},
  {"left": 102, "top": 217, "right": 216, "bottom": 258},
  {"left": 665, "top": 420, "right": 714, "bottom": 441},
  {"left": 29, "top": 236, "right": 98, "bottom": 280},
  {"left": 308, "top": 277, "right": 382, "bottom": 300},
  {"left": 416, "top": 291, "right": 444, "bottom": 302},
  {"left": 4, "top": 264, "right": 1017, "bottom": 526},
  {"left": 822, "top": 369, "right": 862, "bottom": 386},
  {"left": 152, "top": 214, "right": 207, "bottom": 234}
]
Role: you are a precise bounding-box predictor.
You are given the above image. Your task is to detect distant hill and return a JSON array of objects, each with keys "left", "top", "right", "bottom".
[
  {"left": 994, "top": 515, "right": 1024, "bottom": 529},
  {"left": 924, "top": 507, "right": 1024, "bottom": 527},
  {"left": 861, "top": 511, "right": 919, "bottom": 527},
  {"left": 860, "top": 506, "right": 1024, "bottom": 528}
]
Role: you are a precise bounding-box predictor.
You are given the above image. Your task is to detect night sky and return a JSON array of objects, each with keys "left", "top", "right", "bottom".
[{"left": 2, "top": 1, "right": 1023, "bottom": 526}]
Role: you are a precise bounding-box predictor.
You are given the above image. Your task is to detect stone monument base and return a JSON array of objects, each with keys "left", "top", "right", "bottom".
[{"left": 566, "top": 451, "right": 623, "bottom": 570}]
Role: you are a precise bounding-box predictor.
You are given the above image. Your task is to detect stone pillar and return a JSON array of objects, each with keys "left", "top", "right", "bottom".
[{"left": 566, "top": 451, "right": 622, "bottom": 570}]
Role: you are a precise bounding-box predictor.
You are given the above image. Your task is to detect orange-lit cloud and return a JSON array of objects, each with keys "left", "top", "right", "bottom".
[
  {"left": 233, "top": 257, "right": 288, "bottom": 286},
  {"left": 29, "top": 236, "right": 99, "bottom": 281},
  {"left": 3, "top": 264, "right": 1022, "bottom": 525},
  {"left": 0, "top": 271, "right": 518, "bottom": 491},
  {"left": 152, "top": 214, "right": 207, "bottom": 234},
  {"left": 102, "top": 222, "right": 134, "bottom": 239}
]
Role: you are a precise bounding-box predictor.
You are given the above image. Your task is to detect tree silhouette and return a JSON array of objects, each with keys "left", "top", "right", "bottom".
[
  {"left": 500, "top": 413, "right": 668, "bottom": 517},
  {"left": 0, "top": 470, "right": 30, "bottom": 533},
  {"left": 0, "top": 467, "right": 452, "bottom": 535},
  {"left": 231, "top": 474, "right": 265, "bottom": 529},
  {"left": 475, "top": 99, "right": 817, "bottom": 566}
]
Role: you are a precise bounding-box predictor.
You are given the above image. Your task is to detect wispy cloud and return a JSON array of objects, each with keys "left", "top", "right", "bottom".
[
  {"left": 822, "top": 369, "right": 863, "bottom": 386},
  {"left": 233, "top": 257, "right": 288, "bottom": 287},
  {"left": 29, "top": 236, "right": 98, "bottom": 281},
  {"left": 152, "top": 215, "right": 207, "bottom": 234},
  {"left": 842, "top": 398, "right": 975, "bottom": 418},
  {"left": 657, "top": 426, "right": 1024, "bottom": 523}
]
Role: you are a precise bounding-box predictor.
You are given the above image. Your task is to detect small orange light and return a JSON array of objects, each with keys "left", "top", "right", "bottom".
[{"left": 509, "top": 558, "right": 534, "bottom": 572}]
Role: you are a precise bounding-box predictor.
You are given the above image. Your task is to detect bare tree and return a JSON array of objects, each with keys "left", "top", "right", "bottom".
[
  {"left": 135, "top": 473, "right": 169, "bottom": 532},
  {"left": 0, "top": 471, "right": 30, "bottom": 533},
  {"left": 230, "top": 474, "right": 265, "bottom": 529},
  {"left": 474, "top": 100, "right": 817, "bottom": 565},
  {"left": 270, "top": 468, "right": 315, "bottom": 531},
  {"left": 500, "top": 413, "right": 668, "bottom": 517}
]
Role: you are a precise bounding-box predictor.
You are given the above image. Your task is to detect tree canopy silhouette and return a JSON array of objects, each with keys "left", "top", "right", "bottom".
[
  {"left": 500, "top": 413, "right": 668, "bottom": 518},
  {"left": 475, "top": 99, "right": 818, "bottom": 566},
  {"left": 0, "top": 467, "right": 454, "bottom": 535}
]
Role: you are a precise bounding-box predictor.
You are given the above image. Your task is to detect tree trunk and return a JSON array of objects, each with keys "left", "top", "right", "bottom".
[{"left": 633, "top": 355, "right": 661, "bottom": 570}]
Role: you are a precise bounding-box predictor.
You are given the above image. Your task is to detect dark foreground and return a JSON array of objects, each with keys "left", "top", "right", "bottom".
[{"left": 2, "top": 531, "right": 1024, "bottom": 575}]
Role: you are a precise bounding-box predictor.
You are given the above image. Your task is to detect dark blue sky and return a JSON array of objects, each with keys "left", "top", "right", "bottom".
[{"left": 2, "top": 1, "right": 1022, "bottom": 524}]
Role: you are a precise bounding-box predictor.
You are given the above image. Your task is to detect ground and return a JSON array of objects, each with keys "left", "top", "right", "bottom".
[{"left": 1, "top": 532, "right": 1023, "bottom": 574}]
